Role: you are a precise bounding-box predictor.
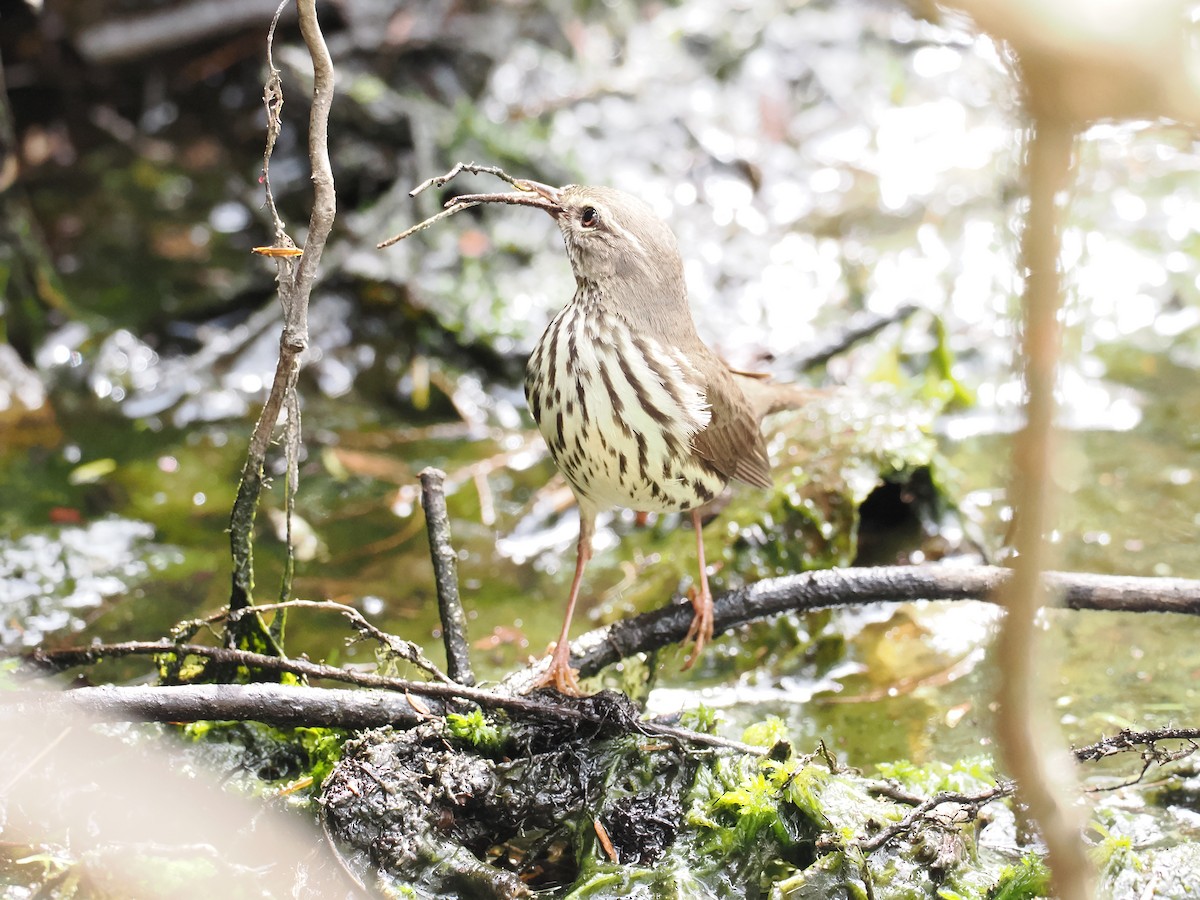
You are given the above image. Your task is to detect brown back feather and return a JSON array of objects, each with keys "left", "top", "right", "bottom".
[{"left": 690, "top": 364, "right": 773, "bottom": 489}]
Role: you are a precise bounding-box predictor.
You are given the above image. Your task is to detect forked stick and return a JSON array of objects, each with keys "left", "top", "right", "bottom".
[{"left": 377, "top": 162, "right": 556, "bottom": 248}]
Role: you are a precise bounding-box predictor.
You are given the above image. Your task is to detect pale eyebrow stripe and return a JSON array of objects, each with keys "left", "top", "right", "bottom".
[{"left": 607, "top": 219, "right": 647, "bottom": 257}]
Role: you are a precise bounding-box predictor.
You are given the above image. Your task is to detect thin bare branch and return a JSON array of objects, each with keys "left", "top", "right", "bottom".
[
  {"left": 855, "top": 783, "right": 1015, "bottom": 854},
  {"left": 224, "top": 599, "right": 451, "bottom": 682},
  {"left": 227, "top": 0, "right": 336, "bottom": 650},
  {"left": 445, "top": 190, "right": 557, "bottom": 211},
  {"left": 792, "top": 304, "right": 921, "bottom": 372},
  {"left": 2, "top": 683, "right": 431, "bottom": 730},
  {"left": 261, "top": 0, "right": 289, "bottom": 245}
]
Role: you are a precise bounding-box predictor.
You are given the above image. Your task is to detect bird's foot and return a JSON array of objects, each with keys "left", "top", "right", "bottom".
[
  {"left": 681, "top": 584, "right": 714, "bottom": 671},
  {"left": 530, "top": 642, "right": 584, "bottom": 695}
]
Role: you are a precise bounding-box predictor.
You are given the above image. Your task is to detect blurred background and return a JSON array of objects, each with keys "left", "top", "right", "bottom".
[{"left": 1, "top": 0, "right": 1199, "bottom": 767}]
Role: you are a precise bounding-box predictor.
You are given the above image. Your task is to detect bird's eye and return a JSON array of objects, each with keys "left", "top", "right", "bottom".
[{"left": 580, "top": 206, "right": 599, "bottom": 229}]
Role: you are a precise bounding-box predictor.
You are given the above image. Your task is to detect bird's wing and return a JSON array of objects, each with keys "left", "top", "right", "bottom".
[{"left": 690, "top": 366, "right": 774, "bottom": 489}]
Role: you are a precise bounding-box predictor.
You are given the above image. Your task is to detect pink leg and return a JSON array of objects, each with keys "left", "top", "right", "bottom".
[
  {"left": 682, "top": 507, "right": 714, "bottom": 670},
  {"left": 532, "top": 509, "right": 594, "bottom": 695}
]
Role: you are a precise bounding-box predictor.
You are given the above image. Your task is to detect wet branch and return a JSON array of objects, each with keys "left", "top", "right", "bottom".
[
  {"left": 1073, "top": 727, "right": 1200, "bottom": 791},
  {"left": 17, "top": 565, "right": 1200, "bottom": 749},
  {"left": 18, "top": 641, "right": 761, "bottom": 756},
  {"left": 24, "top": 563, "right": 1200, "bottom": 689},
  {"left": 2, "top": 683, "right": 432, "bottom": 730},
  {"left": 419, "top": 468, "right": 475, "bottom": 686},
  {"left": 567, "top": 564, "right": 1200, "bottom": 680},
  {"left": 856, "top": 783, "right": 1015, "bottom": 854}
]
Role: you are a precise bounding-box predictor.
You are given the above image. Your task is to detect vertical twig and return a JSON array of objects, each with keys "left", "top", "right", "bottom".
[
  {"left": 288, "top": 0, "right": 336, "bottom": 342},
  {"left": 276, "top": 388, "right": 300, "bottom": 638},
  {"left": 994, "top": 118, "right": 1092, "bottom": 899},
  {"left": 226, "top": 0, "right": 336, "bottom": 655},
  {"left": 261, "top": 1, "right": 288, "bottom": 246},
  {"left": 419, "top": 468, "right": 475, "bottom": 686}
]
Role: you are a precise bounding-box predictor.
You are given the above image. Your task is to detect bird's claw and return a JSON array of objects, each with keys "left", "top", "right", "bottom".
[
  {"left": 681, "top": 585, "right": 714, "bottom": 671},
  {"left": 530, "top": 643, "right": 584, "bottom": 695}
]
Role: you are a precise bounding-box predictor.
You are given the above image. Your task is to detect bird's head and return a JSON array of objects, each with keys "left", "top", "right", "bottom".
[
  {"left": 530, "top": 184, "right": 683, "bottom": 290},
  {"left": 449, "top": 180, "right": 689, "bottom": 318}
]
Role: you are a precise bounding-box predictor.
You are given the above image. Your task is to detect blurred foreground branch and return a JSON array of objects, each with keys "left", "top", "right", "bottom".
[
  {"left": 933, "top": 4, "right": 1200, "bottom": 894},
  {"left": 992, "top": 117, "right": 1090, "bottom": 900}
]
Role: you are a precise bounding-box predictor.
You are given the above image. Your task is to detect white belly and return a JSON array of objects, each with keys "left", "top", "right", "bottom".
[{"left": 525, "top": 303, "right": 726, "bottom": 513}]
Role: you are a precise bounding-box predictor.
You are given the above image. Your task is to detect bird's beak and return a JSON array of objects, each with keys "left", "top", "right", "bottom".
[
  {"left": 519, "top": 180, "right": 562, "bottom": 206},
  {"left": 445, "top": 180, "right": 563, "bottom": 218}
]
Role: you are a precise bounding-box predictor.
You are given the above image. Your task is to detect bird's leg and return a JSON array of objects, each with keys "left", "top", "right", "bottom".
[
  {"left": 532, "top": 510, "right": 595, "bottom": 695},
  {"left": 682, "top": 506, "right": 714, "bottom": 670}
]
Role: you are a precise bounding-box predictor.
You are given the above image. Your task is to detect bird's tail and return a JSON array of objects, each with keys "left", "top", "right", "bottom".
[{"left": 728, "top": 367, "right": 816, "bottom": 421}]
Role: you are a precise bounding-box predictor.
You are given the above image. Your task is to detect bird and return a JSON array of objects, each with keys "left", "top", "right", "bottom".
[{"left": 451, "top": 180, "right": 806, "bottom": 694}]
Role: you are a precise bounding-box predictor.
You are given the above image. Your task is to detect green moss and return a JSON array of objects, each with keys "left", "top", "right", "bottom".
[
  {"left": 742, "top": 715, "right": 791, "bottom": 749},
  {"left": 445, "top": 708, "right": 505, "bottom": 752},
  {"left": 990, "top": 854, "right": 1052, "bottom": 900}
]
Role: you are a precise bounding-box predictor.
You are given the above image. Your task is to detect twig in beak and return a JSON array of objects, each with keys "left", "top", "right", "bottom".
[
  {"left": 377, "top": 200, "right": 483, "bottom": 249},
  {"left": 446, "top": 189, "right": 560, "bottom": 214},
  {"left": 378, "top": 164, "right": 560, "bottom": 248},
  {"left": 408, "top": 162, "right": 532, "bottom": 199}
]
